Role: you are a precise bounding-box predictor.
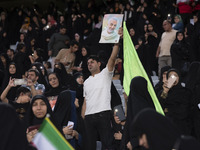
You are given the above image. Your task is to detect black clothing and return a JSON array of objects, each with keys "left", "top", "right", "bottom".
[
  {"left": 25, "top": 95, "right": 53, "bottom": 128},
  {"left": 154, "top": 66, "right": 171, "bottom": 94},
  {"left": 185, "top": 62, "right": 200, "bottom": 141},
  {"left": 0, "top": 103, "right": 30, "bottom": 150},
  {"left": 9, "top": 100, "right": 30, "bottom": 120},
  {"left": 131, "top": 108, "right": 181, "bottom": 150},
  {"left": 170, "top": 32, "right": 190, "bottom": 77},
  {"left": 122, "top": 76, "right": 155, "bottom": 150},
  {"left": 157, "top": 69, "right": 192, "bottom": 135}
]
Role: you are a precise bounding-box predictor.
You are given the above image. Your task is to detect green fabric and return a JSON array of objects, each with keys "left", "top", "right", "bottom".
[
  {"left": 39, "top": 118, "right": 74, "bottom": 150},
  {"left": 123, "top": 22, "right": 164, "bottom": 115}
]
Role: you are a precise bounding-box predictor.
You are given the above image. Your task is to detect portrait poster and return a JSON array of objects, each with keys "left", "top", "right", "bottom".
[{"left": 99, "top": 14, "right": 123, "bottom": 43}]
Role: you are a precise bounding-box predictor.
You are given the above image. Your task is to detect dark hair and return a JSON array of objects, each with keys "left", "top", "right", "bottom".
[
  {"left": 28, "top": 68, "right": 40, "bottom": 77},
  {"left": 60, "top": 25, "right": 67, "bottom": 29},
  {"left": 69, "top": 40, "right": 79, "bottom": 46},
  {"left": 34, "top": 48, "right": 43, "bottom": 57},
  {"left": 7, "top": 49, "right": 14, "bottom": 53},
  {"left": 16, "top": 87, "right": 30, "bottom": 98},
  {"left": 17, "top": 43, "right": 25, "bottom": 51},
  {"left": 87, "top": 55, "right": 100, "bottom": 62}
]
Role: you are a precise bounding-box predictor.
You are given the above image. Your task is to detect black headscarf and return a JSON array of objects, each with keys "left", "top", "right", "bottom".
[
  {"left": 44, "top": 72, "right": 67, "bottom": 97},
  {"left": 122, "top": 76, "right": 155, "bottom": 149},
  {"left": 131, "top": 108, "right": 181, "bottom": 150},
  {"left": 173, "top": 135, "right": 200, "bottom": 150},
  {"left": 25, "top": 95, "right": 53, "bottom": 127},
  {"left": 53, "top": 62, "right": 73, "bottom": 88},
  {"left": 0, "top": 103, "right": 29, "bottom": 150}
]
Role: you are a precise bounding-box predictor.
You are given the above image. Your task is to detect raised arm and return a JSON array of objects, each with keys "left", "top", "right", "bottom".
[
  {"left": 107, "top": 27, "right": 123, "bottom": 72},
  {"left": 0, "top": 78, "right": 15, "bottom": 103}
]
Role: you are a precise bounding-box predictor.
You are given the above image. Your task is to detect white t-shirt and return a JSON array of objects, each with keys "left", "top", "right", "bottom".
[{"left": 83, "top": 66, "right": 113, "bottom": 115}]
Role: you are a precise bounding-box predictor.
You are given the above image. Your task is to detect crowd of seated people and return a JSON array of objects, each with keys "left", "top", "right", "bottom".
[{"left": 0, "top": 0, "right": 200, "bottom": 150}]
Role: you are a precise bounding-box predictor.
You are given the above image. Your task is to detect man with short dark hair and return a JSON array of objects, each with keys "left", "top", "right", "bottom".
[
  {"left": 82, "top": 28, "right": 123, "bottom": 150},
  {"left": 48, "top": 25, "right": 70, "bottom": 68},
  {"left": 55, "top": 40, "right": 80, "bottom": 74},
  {"left": 14, "top": 43, "right": 30, "bottom": 77},
  {"left": 24, "top": 69, "right": 45, "bottom": 96}
]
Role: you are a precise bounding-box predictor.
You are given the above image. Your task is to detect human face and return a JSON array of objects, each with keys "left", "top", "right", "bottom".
[
  {"left": 32, "top": 99, "right": 47, "bottom": 118},
  {"left": 193, "top": 16, "right": 198, "bottom": 24},
  {"left": 20, "top": 34, "right": 25, "bottom": 41},
  {"left": 129, "top": 28, "right": 135, "bottom": 36},
  {"left": 107, "top": 19, "right": 117, "bottom": 33},
  {"left": 168, "top": 71, "right": 179, "bottom": 85},
  {"left": 87, "top": 59, "right": 100, "bottom": 75},
  {"left": 162, "top": 71, "right": 167, "bottom": 82},
  {"left": 163, "top": 21, "right": 171, "bottom": 32},
  {"left": 76, "top": 76, "right": 84, "bottom": 85},
  {"left": 71, "top": 44, "right": 79, "bottom": 52},
  {"left": 148, "top": 24, "right": 153, "bottom": 32},
  {"left": 60, "top": 28, "right": 66, "bottom": 35},
  {"left": 9, "top": 64, "right": 16, "bottom": 74},
  {"left": 27, "top": 71, "right": 38, "bottom": 82},
  {"left": 48, "top": 74, "right": 59, "bottom": 88},
  {"left": 174, "top": 16, "right": 180, "bottom": 23},
  {"left": 75, "top": 33, "right": 80, "bottom": 42},
  {"left": 7, "top": 49, "right": 13, "bottom": 57},
  {"left": 139, "top": 134, "right": 149, "bottom": 149},
  {"left": 177, "top": 33, "right": 184, "bottom": 41},
  {"left": 81, "top": 47, "right": 87, "bottom": 56}
]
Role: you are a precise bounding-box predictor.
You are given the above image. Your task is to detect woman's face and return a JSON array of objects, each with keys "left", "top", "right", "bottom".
[
  {"left": 9, "top": 64, "right": 16, "bottom": 74},
  {"left": 76, "top": 76, "right": 84, "bottom": 85},
  {"left": 32, "top": 99, "right": 47, "bottom": 118},
  {"left": 162, "top": 71, "right": 167, "bottom": 82},
  {"left": 147, "top": 24, "right": 153, "bottom": 32},
  {"left": 81, "top": 47, "right": 87, "bottom": 56},
  {"left": 20, "top": 34, "right": 25, "bottom": 41},
  {"left": 139, "top": 134, "right": 149, "bottom": 149},
  {"left": 129, "top": 28, "right": 135, "bottom": 36},
  {"left": 174, "top": 16, "right": 180, "bottom": 23},
  {"left": 177, "top": 33, "right": 184, "bottom": 41},
  {"left": 168, "top": 71, "right": 179, "bottom": 85},
  {"left": 48, "top": 74, "right": 59, "bottom": 88}
]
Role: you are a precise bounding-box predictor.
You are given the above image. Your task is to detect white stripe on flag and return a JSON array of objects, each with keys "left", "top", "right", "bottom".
[{"left": 33, "top": 132, "right": 56, "bottom": 150}]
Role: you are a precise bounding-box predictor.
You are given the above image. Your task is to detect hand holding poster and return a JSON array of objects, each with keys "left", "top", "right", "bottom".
[{"left": 99, "top": 14, "right": 123, "bottom": 43}]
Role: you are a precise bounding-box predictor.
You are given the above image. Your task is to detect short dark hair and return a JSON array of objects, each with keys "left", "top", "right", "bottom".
[
  {"left": 16, "top": 87, "right": 30, "bottom": 98},
  {"left": 17, "top": 43, "right": 25, "bottom": 51},
  {"left": 60, "top": 25, "right": 67, "bottom": 29},
  {"left": 28, "top": 68, "right": 40, "bottom": 77},
  {"left": 87, "top": 55, "right": 100, "bottom": 62},
  {"left": 69, "top": 40, "right": 79, "bottom": 47}
]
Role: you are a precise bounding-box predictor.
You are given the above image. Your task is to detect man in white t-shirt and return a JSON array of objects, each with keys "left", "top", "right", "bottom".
[{"left": 82, "top": 28, "right": 122, "bottom": 150}]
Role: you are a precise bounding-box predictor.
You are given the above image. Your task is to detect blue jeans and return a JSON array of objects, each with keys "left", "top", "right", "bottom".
[{"left": 84, "top": 111, "right": 114, "bottom": 150}]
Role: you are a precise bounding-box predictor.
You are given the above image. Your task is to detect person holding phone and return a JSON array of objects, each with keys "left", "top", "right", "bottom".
[{"left": 157, "top": 68, "right": 192, "bottom": 135}]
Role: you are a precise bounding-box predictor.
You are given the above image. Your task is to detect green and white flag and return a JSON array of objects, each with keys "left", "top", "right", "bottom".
[
  {"left": 123, "top": 21, "right": 164, "bottom": 115},
  {"left": 33, "top": 117, "right": 74, "bottom": 150}
]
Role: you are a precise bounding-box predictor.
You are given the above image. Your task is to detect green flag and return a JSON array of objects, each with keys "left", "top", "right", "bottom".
[{"left": 123, "top": 21, "right": 164, "bottom": 115}]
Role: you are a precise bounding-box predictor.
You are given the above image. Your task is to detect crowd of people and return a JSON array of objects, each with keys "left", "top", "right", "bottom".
[{"left": 1, "top": 0, "right": 200, "bottom": 150}]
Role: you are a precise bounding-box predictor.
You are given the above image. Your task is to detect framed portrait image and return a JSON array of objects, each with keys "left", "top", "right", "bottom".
[{"left": 99, "top": 14, "right": 123, "bottom": 43}]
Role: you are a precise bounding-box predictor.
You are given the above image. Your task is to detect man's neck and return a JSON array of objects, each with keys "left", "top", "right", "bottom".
[{"left": 91, "top": 70, "right": 100, "bottom": 76}]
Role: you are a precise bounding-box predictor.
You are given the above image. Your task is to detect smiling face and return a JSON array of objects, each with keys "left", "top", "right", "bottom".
[
  {"left": 32, "top": 99, "right": 47, "bottom": 118},
  {"left": 107, "top": 18, "right": 117, "bottom": 34},
  {"left": 48, "top": 74, "right": 59, "bottom": 88}
]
